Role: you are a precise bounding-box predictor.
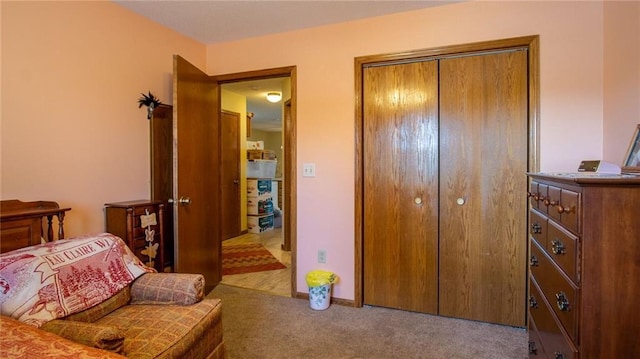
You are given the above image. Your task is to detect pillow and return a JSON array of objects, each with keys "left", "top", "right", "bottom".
[{"left": 130, "top": 273, "right": 204, "bottom": 305}]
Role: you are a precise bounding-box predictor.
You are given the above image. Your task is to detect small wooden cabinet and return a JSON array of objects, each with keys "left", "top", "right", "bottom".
[
  {"left": 527, "top": 173, "right": 640, "bottom": 358},
  {"left": 105, "top": 200, "right": 165, "bottom": 272}
]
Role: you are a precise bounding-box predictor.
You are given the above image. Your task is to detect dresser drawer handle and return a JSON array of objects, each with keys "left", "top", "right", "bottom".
[
  {"left": 529, "top": 255, "right": 539, "bottom": 267},
  {"left": 528, "top": 341, "right": 538, "bottom": 355},
  {"left": 554, "top": 352, "right": 565, "bottom": 359},
  {"left": 543, "top": 198, "right": 558, "bottom": 207},
  {"left": 529, "top": 295, "right": 538, "bottom": 308},
  {"left": 551, "top": 239, "right": 566, "bottom": 255},
  {"left": 556, "top": 292, "right": 571, "bottom": 311},
  {"left": 557, "top": 204, "right": 573, "bottom": 214},
  {"left": 531, "top": 223, "right": 542, "bottom": 234}
]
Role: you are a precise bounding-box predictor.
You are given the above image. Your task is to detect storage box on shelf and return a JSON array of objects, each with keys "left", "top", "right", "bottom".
[
  {"left": 247, "top": 164, "right": 277, "bottom": 233},
  {"left": 247, "top": 196, "right": 274, "bottom": 216},
  {"left": 526, "top": 173, "right": 640, "bottom": 359},
  {"left": 247, "top": 213, "right": 274, "bottom": 233},
  {"left": 247, "top": 176, "right": 275, "bottom": 233},
  {"left": 247, "top": 179, "right": 273, "bottom": 197},
  {"left": 247, "top": 159, "right": 277, "bottom": 178},
  {"left": 247, "top": 149, "right": 276, "bottom": 160}
]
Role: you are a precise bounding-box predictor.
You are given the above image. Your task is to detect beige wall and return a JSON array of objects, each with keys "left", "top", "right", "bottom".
[
  {"left": 1, "top": 2, "right": 205, "bottom": 235},
  {"left": 2, "top": 1, "right": 638, "bottom": 301},
  {"left": 603, "top": 1, "right": 640, "bottom": 164},
  {"left": 205, "top": 1, "right": 638, "bottom": 299}
]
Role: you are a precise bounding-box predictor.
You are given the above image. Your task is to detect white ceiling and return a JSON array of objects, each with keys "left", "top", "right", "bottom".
[
  {"left": 113, "top": 1, "right": 456, "bottom": 45},
  {"left": 113, "top": 0, "right": 458, "bottom": 131},
  {"left": 222, "top": 78, "right": 289, "bottom": 132}
]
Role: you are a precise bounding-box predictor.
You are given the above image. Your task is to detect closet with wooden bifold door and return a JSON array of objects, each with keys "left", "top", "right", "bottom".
[{"left": 361, "top": 37, "right": 533, "bottom": 327}]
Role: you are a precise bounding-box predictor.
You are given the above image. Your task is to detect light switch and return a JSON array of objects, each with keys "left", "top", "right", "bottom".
[{"left": 303, "top": 163, "right": 316, "bottom": 177}]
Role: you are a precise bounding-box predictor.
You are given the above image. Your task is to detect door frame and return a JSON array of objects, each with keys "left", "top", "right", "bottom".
[
  {"left": 215, "top": 66, "right": 298, "bottom": 296},
  {"left": 353, "top": 35, "right": 540, "bottom": 307}
]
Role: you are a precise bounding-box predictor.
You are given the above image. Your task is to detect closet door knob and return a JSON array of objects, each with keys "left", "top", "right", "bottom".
[
  {"left": 456, "top": 198, "right": 465, "bottom": 205},
  {"left": 414, "top": 197, "right": 422, "bottom": 205}
]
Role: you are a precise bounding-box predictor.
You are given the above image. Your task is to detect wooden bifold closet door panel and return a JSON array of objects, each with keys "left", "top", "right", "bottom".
[
  {"left": 363, "top": 60, "right": 440, "bottom": 314},
  {"left": 362, "top": 49, "right": 528, "bottom": 327},
  {"left": 438, "top": 50, "right": 528, "bottom": 327}
]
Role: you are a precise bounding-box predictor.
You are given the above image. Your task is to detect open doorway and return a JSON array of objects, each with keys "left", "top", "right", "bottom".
[{"left": 218, "top": 72, "right": 295, "bottom": 298}]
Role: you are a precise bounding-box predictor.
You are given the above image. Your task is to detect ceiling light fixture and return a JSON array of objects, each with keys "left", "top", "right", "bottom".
[{"left": 266, "top": 92, "right": 282, "bottom": 103}]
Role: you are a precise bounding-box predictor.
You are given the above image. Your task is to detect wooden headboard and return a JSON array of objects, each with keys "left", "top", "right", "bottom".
[{"left": 0, "top": 200, "right": 72, "bottom": 254}]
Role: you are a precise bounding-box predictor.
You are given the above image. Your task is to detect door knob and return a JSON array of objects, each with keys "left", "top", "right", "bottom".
[
  {"left": 456, "top": 198, "right": 465, "bottom": 205},
  {"left": 179, "top": 197, "right": 191, "bottom": 205},
  {"left": 233, "top": 179, "right": 240, "bottom": 184},
  {"left": 414, "top": 197, "right": 422, "bottom": 205}
]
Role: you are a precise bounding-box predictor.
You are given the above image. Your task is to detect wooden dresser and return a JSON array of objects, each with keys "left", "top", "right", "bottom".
[
  {"left": 105, "top": 200, "right": 165, "bottom": 272},
  {"left": 527, "top": 173, "right": 640, "bottom": 358}
]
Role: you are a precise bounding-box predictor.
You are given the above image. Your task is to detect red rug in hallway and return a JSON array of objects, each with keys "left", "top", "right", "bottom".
[{"left": 222, "top": 243, "right": 286, "bottom": 276}]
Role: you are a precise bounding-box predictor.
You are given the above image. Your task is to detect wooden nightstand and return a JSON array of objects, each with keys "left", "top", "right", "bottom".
[{"left": 105, "top": 200, "right": 165, "bottom": 272}]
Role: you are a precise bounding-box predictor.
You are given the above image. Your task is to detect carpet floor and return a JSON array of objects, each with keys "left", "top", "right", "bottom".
[
  {"left": 209, "top": 284, "right": 528, "bottom": 359},
  {"left": 222, "top": 242, "right": 286, "bottom": 276}
]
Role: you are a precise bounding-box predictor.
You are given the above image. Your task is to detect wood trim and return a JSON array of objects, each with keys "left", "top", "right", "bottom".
[
  {"left": 528, "top": 36, "right": 541, "bottom": 173},
  {"left": 215, "top": 66, "right": 297, "bottom": 83},
  {"left": 214, "top": 66, "right": 298, "bottom": 297},
  {"left": 354, "top": 35, "right": 540, "bottom": 308}
]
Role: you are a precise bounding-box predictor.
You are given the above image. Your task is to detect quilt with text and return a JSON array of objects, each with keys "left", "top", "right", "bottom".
[{"left": 0, "top": 233, "right": 154, "bottom": 327}]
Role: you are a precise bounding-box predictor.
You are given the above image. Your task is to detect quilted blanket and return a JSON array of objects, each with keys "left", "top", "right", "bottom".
[{"left": 0, "top": 233, "right": 154, "bottom": 327}]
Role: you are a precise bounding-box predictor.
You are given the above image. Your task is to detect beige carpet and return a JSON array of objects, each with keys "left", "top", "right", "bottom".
[{"left": 208, "top": 284, "right": 528, "bottom": 359}]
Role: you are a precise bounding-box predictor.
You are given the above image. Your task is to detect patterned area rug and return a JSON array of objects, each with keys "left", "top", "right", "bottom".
[{"left": 222, "top": 243, "right": 286, "bottom": 276}]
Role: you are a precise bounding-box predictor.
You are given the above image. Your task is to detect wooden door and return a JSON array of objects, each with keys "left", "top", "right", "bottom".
[
  {"left": 438, "top": 50, "right": 528, "bottom": 326},
  {"left": 173, "top": 55, "right": 221, "bottom": 291},
  {"left": 362, "top": 61, "right": 439, "bottom": 314},
  {"left": 221, "top": 110, "right": 241, "bottom": 240}
]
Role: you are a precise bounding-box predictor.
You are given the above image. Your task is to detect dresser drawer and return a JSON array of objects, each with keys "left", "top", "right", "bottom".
[
  {"left": 130, "top": 204, "right": 160, "bottom": 216},
  {"left": 545, "top": 186, "right": 580, "bottom": 234},
  {"left": 529, "top": 182, "right": 549, "bottom": 213},
  {"left": 547, "top": 220, "right": 579, "bottom": 283},
  {"left": 528, "top": 316, "right": 547, "bottom": 358},
  {"left": 530, "top": 240, "right": 579, "bottom": 341},
  {"left": 529, "top": 209, "right": 547, "bottom": 248},
  {"left": 529, "top": 181, "right": 540, "bottom": 211},
  {"left": 0, "top": 218, "right": 41, "bottom": 253},
  {"left": 529, "top": 276, "right": 577, "bottom": 359}
]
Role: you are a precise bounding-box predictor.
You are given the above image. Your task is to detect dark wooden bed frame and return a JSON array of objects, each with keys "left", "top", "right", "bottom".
[{"left": 0, "top": 199, "right": 71, "bottom": 253}]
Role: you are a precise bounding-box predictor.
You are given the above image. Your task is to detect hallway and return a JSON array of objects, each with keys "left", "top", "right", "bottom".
[{"left": 221, "top": 228, "right": 291, "bottom": 297}]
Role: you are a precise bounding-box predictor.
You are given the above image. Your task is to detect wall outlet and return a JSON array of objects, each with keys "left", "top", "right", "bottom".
[{"left": 317, "top": 250, "right": 326, "bottom": 263}]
